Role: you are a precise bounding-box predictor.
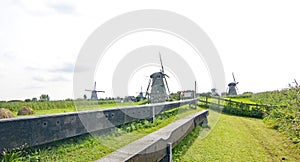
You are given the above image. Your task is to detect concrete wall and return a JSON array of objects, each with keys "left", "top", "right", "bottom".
[
  {"left": 0, "top": 99, "right": 197, "bottom": 152},
  {"left": 98, "top": 110, "right": 209, "bottom": 162}
]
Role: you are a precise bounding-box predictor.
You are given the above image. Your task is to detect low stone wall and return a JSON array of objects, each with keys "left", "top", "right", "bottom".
[
  {"left": 98, "top": 110, "right": 208, "bottom": 162},
  {"left": 0, "top": 99, "right": 197, "bottom": 152}
]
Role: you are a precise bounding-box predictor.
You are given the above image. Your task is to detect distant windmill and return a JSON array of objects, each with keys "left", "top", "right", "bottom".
[
  {"left": 227, "top": 73, "right": 239, "bottom": 95},
  {"left": 85, "top": 81, "right": 105, "bottom": 100},
  {"left": 136, "top": 86, "right": 145, "bottom": 100},
  {"left": 145, "top": 53, "right": 170, "bottom": 103},
  {"left": 211, "top": 88, "right": 219, "bottom": 96}
]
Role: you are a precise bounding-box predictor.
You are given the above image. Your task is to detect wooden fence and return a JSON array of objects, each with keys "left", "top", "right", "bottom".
[{"left": 198, "top": 96, "right": 279, "bottom": 118}]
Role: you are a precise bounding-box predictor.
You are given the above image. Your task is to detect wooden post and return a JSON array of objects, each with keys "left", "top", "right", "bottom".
[
  {"left": 166, "top": 143, "right": 172, "bottom": 162},
  {"left": 194, "top": 81, "right": 197, "bottom": 98},
  {"left": 152, "top": 106, "right": 155, "bottom": 123},
  {"left": 205, "top": 95, "right": 208, "bottom": 108},
  {"left": 218, "top": 96, "right": 220, "bottom": 109},
  {"left": 194, "top": 81, "right": 197, "bottom": 109}
]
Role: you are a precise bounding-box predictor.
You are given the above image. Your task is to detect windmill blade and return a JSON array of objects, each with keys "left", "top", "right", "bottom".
[
  {"left": 232, "top": 72, "right": 237, "bottom": 83},
  {"left": 164, "top": 74, "right": 170, "bottom": 78},
  {"left": 164, "top": 77, "right": 170, "bottom": 95},
  {"left": 294, "top": 79, "right": 298, "bottom": 86},
  {"left": 96, "top": 91, "right": 105, "bottom": 93},
  {"left": 145, "top": 79, "right": 151, "bottom": 96},
  {"left": 159, "top": 52, "right": 164, "bottom": 73},
  {"left": 235, "top": 86, "right": 239, "bottom": 94},
  {"left": 94, "top": 81, "right": 97, "bottom": 90},
  {"left": 85, "top": 89, "right": 92, "bottom": 91}
]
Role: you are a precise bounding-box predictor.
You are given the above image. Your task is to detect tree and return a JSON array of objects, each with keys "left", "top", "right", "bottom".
[
  {"left": 24, "top": 99, "right": 31, "bottom": 102},
  {"left": 40, "top": 94, "right": 50, "bottom": 101},
  {"left": 32, "top": 97, "right": 37, "bottom": 102}
]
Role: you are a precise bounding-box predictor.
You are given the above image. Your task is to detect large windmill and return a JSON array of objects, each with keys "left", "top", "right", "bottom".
[
  {"left": 85, "top": 81, "right": 105, "bottom": 100},
  {"left": 227, "top": 73, "right": 239, "bottom": 95},
  {"left": 145, "top": 54, "right": 170, "bottom": 103}
]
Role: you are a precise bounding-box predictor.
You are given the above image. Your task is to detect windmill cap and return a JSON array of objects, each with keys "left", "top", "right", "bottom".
[
  {"left": 228, "top": 82, "right": 237, "bottom": 86},
  {"left": 150, "top": 72, "right": 165, "bottom": 78}
]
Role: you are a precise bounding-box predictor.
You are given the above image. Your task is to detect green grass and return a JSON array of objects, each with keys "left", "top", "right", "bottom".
[
  {"left": 226, "top": 97, "right": 257, "bottom": 104},
  {"left": 179, "top": 111, "right": 300, "bottom": 161},
  {"left": 12, "top": 100, "right": 146, "bottom": 117},
  {"left": 2, "top": 105, "right": 204, "bottom": 161}
]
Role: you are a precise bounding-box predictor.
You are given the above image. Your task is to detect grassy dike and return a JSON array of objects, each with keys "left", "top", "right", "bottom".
[{"left": 176, "top": 111, "right": 300, "bottom": 161}]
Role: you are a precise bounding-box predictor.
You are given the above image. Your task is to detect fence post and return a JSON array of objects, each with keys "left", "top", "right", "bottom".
[
  {"left": 205, "top": 95, "right": 208, "bottom": 108},
  {"left": 218, "top": 96, "right": 220, "bottom": 109},
  {"left": 166, "top": 143, "right": 172, "bottom": 162},
  {"left": 152, "top": 106, "right": 155, "bottom": 123}
]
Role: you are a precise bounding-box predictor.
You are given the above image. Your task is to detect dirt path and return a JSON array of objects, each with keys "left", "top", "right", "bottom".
[{"left": 181, "top": 113, "right": 300, "bottom": 161}]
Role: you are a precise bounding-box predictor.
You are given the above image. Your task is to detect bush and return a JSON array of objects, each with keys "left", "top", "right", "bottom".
[{"left": 251, "top": 84, "right": 300, "bottom": 146}]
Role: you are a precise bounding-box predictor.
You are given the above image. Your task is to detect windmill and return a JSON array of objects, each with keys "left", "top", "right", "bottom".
[
  {"left": 85, "top": 81, "right": 105, "bottom": 100},
  {"left": 145, "top": 53, "right": 170, "bottom": 103},
  {"left": 227, "top": 73, "right": 239, "bottom": 95},
  {"left": 211, "top": 88, "right": 219, "bottom": 96},
  {"left": 136, "top": 86, "right": 145, "bottom": 100}
]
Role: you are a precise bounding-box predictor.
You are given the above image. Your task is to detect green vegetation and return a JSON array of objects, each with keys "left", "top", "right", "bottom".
[
  {"left": 0, "top": 105, "right": 203, "bottom": 161},
  {"left": 199, "top": 86, "right": 300, "bottom": 148},
  {"left": 173, "top": 126, "right": 202, "bottom": 161},
  {"left": 222, "top": 100, "right": 264, "bottom": 118},
  {"left": 2, "top": 85, "right": 300, "bottom": 161},
  {"left": 198, "top": 96, "right": 265, "bottom": 118},
  {"left": 0, "top": 100, "right": 148, "bottom": 117},
  {"left": 178, "top": 112, "right": 300, "bottom": 161},
  {"left": 250, "top": 85, "right": 300, "bottom": 147},
  {"left": 225, "top": 97, "right": 256, "bottom": 104}
]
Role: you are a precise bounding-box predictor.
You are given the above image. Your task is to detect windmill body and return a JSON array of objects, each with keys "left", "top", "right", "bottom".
[
  {"left": 227, "top": 73, "right": 239, "bottom": 95},
  {"left": 149, "top": 72, "right": 168, "bottom": 103},
  {"left": 228, "top": 82, "right": 238, "bottom": 95},
  {"left": 211, "top": 88, "right": 219, "bottom": 96},
  {"left": 145, "top": 54, "right": 170, "bottom": 103}
]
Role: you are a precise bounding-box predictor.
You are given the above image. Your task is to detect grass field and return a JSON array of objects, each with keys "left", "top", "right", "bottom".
[
  {"left": 225, "top": 97, "right": 257, "bottom": 104},
  {"left": 179, "top": 111, "right": 300, "bottom": 161},
  {"left": 10, "top": 101, "right": 145, "bottom": 117}
]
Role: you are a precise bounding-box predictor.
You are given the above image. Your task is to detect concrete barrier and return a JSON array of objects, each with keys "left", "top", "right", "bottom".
[
  {"left": 0, "top": 99, "right": 197, "bottom": 152},
  {"left": 98, "top": 110, "right": 208, "bottom": 162}
]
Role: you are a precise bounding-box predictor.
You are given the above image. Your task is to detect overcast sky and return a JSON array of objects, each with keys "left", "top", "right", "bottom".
[{"left": 1, "top": 0, "right": 300, "bottom": 101}]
